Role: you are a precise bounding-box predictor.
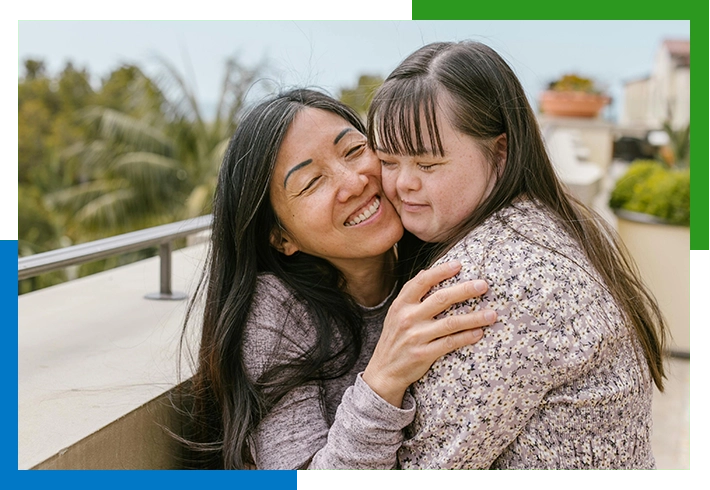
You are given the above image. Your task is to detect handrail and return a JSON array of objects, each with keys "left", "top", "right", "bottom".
[{"left": 18, "top": 215, "right": 212, "bottom": 300}]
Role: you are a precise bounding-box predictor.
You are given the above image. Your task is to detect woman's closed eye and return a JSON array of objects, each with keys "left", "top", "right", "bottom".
[
  {"left": 345, "top": 143, "right": 366, "bottom": 159},
  {"left": 417, "top": 163, "right": 438, "bottom": 171},
  {"left": 298, "top": 176, "right": 321, "bottom": 195},
  {"left": 380, "top": 159, "right": 439, "bottom": 171}
]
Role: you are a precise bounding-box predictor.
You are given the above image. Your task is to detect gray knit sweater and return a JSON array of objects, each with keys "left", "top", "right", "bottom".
[{"left": 242, "top": 274, "right": 415, "bottom": 469}]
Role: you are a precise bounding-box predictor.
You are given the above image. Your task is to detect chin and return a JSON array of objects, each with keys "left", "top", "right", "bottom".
[
  {"left": 381, "top": 224, "right": 405, "bottom": 249},
  {"left": 402, "top": 222, "right": 428, "bottom": 241}
]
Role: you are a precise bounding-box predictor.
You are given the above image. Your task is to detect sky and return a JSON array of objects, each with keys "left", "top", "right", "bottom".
[{"left": 18, "top": 20, "right": 690, "bottom": 122}]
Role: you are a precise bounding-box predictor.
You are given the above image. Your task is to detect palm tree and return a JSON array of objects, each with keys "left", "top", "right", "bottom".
[
  {"left": 660, "top": 120, "right": 690, "bottom": 169},
  {"left": 47, "top": 56, "right": 267, "bottom": 241}
]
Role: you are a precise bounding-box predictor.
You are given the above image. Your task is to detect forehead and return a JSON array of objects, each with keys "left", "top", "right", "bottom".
[
  {"left": 284, "top": 107, "right": 353, "bottom": 146},
  {"left": 272, "top": 107, "right": 360, "bottom": 181},
  {"left": 275, "top": 108, "right": 352, "bottom": 171}
]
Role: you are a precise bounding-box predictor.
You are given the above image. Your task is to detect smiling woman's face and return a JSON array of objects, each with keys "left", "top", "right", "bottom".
[{"left": 269, "top": 107, "right": 403, "bottom": 270}]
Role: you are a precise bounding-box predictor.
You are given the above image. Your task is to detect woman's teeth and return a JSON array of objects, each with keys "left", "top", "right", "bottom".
[{"left": 345, "top": 198, "right": 380, "bottom": 226}]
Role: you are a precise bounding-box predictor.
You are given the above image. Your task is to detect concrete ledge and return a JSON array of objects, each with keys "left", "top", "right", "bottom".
[
  {"left": 33, "top": 388, "right": 186, "bottom": 469},
  {"left": 18, "top": 244, "right": 207, "bottom": 469}
]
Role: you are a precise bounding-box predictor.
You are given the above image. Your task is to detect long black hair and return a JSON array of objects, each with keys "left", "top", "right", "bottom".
[
  {"left": 368, "top": 41, "right": 666, "bottom": 391},
  {"left": 178, "top": 89, "right": 370, "bottom": 468}
]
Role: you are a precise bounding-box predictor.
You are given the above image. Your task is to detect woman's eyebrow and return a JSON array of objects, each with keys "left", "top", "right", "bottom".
[
  {"left": 333, "top": 128, "right": 352, "bottom": 145},
  {"left": 283, "top": 159, "right": 313, "bottom": 188}
]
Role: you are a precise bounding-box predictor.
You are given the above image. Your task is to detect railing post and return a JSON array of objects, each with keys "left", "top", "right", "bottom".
[
  {"left": 144, "top": 241, "right": 188, "bottom": 301},
  {"left": 18, "top": 214, "right": 212, "bottom": 299}
]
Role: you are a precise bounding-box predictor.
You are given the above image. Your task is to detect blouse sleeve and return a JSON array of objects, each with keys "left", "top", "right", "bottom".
[
  {"left": 398, "top": 235, "right": 613, "bottom": 469},
  {"left": 243, "top": 275, "right": 415, "bottom": 470}
]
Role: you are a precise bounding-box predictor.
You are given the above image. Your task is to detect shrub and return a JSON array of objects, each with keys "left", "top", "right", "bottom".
[
  {"left": 549, "top": 74, "right": 599, "bottom": 94},
  {"left": 609, "top": 159, "right": 690, "bottom": 226}
]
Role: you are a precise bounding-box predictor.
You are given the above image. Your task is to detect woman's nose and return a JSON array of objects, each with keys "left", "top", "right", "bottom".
[
  {"left": 336, "top": 166, "right": 369, "bottom": 202},
  {"left": 397, "top": 165, "right": 421, "bottom": 193}
]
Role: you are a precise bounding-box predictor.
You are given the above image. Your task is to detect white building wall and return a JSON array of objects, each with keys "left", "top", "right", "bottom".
[
  {"left": 621, "top": 41, "right": 689, "bottom": 133},
  {"left": 672, "top": 67, "right": 690, "bottom": 130},
  {"left": 620, "top": 78, "right": 650, "bottom": 128}
]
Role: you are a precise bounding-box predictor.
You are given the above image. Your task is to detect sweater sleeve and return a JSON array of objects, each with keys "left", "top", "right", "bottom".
[
  {"left": 398, "top": 232, "right": 613, "bottom": 469},
  {"left": 243, "top": 275, "right": 415, "bottom": 470}
]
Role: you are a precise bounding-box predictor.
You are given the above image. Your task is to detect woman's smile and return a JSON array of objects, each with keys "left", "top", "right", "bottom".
[
  {"left": 345, "top": 195, "right": 381, "bottom": 227},
  {"left": 399, "top": 199, "right": 430, "bottom": 213}
]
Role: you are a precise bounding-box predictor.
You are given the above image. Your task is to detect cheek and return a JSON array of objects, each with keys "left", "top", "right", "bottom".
[
  {"left": 381, "top": 171, "right": 399, "bottom": 202},
  {"left": 362, "top": 149, "right": 382, "bottom": 174},
  {"left": 432, "top": 180, "right": 471, "bottom": 218}
]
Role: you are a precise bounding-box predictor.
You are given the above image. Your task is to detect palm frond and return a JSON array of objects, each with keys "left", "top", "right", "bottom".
[
  {"left": 82, "top": 106, "right": 174, "bottom": 156},
  {"left": 73, "top": 188, "right": 137, "bottom": 232},
  {"left": 112, "top": 151, "right": 184, "bottom": 199},
  {"left": 183, "top": 183, "right": 214, "bottom": 219},
  {"left": 207, "top": 137, "right": 230, "bottom": 172},
  {"left": 151, "top": 54, "right": 205, "bottom": 131},
  {"left": 46, "top": 179, "right": 129, "bottom": 212},
  {"left": 217, "top": 57, "right": 267, "bottom": 131}
]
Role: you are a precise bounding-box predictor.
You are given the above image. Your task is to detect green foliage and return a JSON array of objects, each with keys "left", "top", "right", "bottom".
[
  {"left": 19, "top": 64, "right": 387, "bottom": 294},
  {"left": 548, "top": 74, "right": 601, "bottom": 94},
  {"left": 339, "top": 75, "right": 383, "bottom": 117},
  {"left": 609, "top": 159, "right": 690, "bottom": 226},
  {"left": 608, "top": 160, "right": 659, "bottom": 210},
  {"left": 18, "top": 59, "right": 95, "bottom": 190},
  {"left": 661, "top": 121, "right": 690, "bottom": 168},
  {"left": 56, "top": 55, "right": 265, "bottom": 237},
  {"left": 18, "top": 55, "right": 266, "bottom": 293}
]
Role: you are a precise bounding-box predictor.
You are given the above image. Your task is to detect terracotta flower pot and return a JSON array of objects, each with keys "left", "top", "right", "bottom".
[{"left": 539, "top": 90, "right": 610, "bottom": 118}]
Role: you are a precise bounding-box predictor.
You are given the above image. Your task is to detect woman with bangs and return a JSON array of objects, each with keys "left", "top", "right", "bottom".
[
  {"left": 368, "top": 41, "right": 667, "bottom": 469},
  {"left": 179, "top": 88, "right": 498, "bottom": 469}
]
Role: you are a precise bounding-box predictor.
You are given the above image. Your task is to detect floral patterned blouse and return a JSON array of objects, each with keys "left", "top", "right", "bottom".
[{"left": 398, "top": 199, "right": 656, "bottom": 469}]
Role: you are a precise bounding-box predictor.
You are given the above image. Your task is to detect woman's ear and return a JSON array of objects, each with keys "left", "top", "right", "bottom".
[{"left": 269, "top": 227, "right": 299, "bottom": 256}]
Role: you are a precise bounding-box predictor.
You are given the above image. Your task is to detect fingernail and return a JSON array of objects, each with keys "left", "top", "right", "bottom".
[
  {"left": 484, "top": 310, "right": 496, "bottom": 322},
  {"left": 473, "top": 280, "right": 487, "bottom": 293},
  {"left": 448, "top": 260, "right": 461, "bottom": 270}
]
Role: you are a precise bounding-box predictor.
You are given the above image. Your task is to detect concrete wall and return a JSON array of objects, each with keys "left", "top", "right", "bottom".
[
  {"left": 33, "top": 389, "right": 187, "bottom": 469},
  {"left": 19, "top": 244, "right": 207, "bottom": 469},
  {"left": 616, "top": 215, "right": 690, "bottom": 356},
  {"left": 538, "top": 114, "right": 614, "bottom": 171}
]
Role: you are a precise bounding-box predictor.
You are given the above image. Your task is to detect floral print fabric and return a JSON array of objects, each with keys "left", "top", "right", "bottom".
[{"left": 398, "top": 199, "right": 655, "bottom": 469}]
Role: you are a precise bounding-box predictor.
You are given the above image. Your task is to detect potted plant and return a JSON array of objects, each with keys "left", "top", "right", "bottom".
[
  {"left": 539, "top": 74, "right": 611, "bottom": 118},
  {"left": 609, "top": 131, "right": 690, "bottom": 356}
]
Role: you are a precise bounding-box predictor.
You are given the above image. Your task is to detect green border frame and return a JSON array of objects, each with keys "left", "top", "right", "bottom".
[{"left": 9, "top": 7, "right": 710, "bottom": 490}]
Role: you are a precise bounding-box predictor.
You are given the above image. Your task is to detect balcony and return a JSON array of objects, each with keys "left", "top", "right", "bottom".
[
  {"left": 17, "top": 214, "right": 689, "bottom": 469},
  {"left": 18, "top": 218, "right": 209, "bottom": 469}
]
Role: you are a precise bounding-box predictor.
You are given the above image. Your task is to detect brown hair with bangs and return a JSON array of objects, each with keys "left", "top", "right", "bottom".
[
  {"left": 370, "top": 76, "right": 444, "bottom": 157},
  {"left": 368, "top": 41, "right": 667, "bottom": 391}
]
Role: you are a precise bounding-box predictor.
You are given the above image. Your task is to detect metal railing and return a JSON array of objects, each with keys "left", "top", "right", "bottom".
[{"left": 18, "top": 215, "right": 212, "bottom": 300}]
